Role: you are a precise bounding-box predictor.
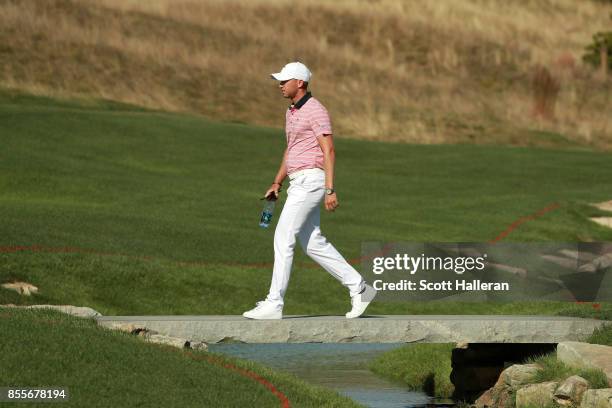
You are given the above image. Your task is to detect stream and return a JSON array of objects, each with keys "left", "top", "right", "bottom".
[{"left": 208, "top": 343, "right": 456, "bottom": 408}]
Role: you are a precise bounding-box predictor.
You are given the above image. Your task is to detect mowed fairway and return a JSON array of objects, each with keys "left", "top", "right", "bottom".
[{"left": 1, "top": 91, "right": 611, "bottom": 317}]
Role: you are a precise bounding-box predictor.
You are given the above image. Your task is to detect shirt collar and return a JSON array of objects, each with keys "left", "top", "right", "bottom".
[{"left": 289, "top": 92, "right": 312, "bottom": 111}]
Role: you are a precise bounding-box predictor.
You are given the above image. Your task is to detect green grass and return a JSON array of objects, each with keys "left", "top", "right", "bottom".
[
  {"left": 1, "top": 90, "right": 611, "bottom": 317},
  {"left": 527, "top": 352, "right": 609, "bottom": 389},
  {"left": 368, "top": 343, "right": 455, "bottom": 399},
  {"left": 0, "top": 307, "right": 361, "bottom": 408},
  {"left": 370, "top": 332, "right": 612, "bottom": 400},
  {"left": 587, "top": 323, "right": 612, "bottom": 346},
  {"left": 1, "top": 90, "right": 611, "bottom": 407}
]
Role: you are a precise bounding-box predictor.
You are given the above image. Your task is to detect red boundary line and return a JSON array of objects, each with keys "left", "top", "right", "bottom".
[
  {"left": 487, "top": 201, "right": 599, "bottom": 308},
  {"left": 488, "top": 202, "right": 561, "bottom": 244},
  {"left": 184, "top": 351, "right": 290, "bottom": 408}
]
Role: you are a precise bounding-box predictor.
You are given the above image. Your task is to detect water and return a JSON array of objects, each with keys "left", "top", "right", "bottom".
[{"left": 209, "top": 343, "right": 454, "bottom": 408}]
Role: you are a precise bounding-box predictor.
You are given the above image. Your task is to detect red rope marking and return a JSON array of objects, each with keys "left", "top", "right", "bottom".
[
  {"left": 488, "top": 202, "right": 561, "bottom": 244},
  {"left": 487, "top": 202, "right": 601, "bottom": 308},
  {"left": 184, "top": 351, "right": 290, "bottom": 408}
]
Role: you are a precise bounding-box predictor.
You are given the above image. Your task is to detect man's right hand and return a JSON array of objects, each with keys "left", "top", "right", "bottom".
[{"left": 264, "top": 183, "right": 282, "bottom": 200}]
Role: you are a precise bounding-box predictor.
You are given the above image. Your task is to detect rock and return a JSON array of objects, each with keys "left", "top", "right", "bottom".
[
  {"left": 1, "top": 304, "right": 102, "bottom": 318},
  {"left": 554, "top": 375, "right": 590, "bottom": 406},
  {"left": 1, "top": 281, "right": 38, "bottom": 296},
  {"left": 502, "top": 364, "right": 542, "bottom": 390},
  {"left": 474, "top": 384, "right": 513, "bottom": 408},
  {"left": 516, "top": 381, "right": 558, "bottom": 408},
  {"left": 145, "top": 333, "right": 189, "bottom": 348},
  {"left": 104, "top": 323, "right": 207, "bottom": 351},
  {"left": 451, "top": 344, "right": 556, "bottom": 402},
  {"left": 578, "top": 253, "right": 612, "bottom": 273},
  {"left": 558, "top": 342, "right": 612, "bottom": 386},
  {"left": 190, "top": 341, "right": 208, "bottom": 351},
  {"left": 474, "top": 387, "right": 494, "bottom": 407},
  {"left": 108, "top": 323, "right": 154, "bottom": 335},
  {"left": 145, "top": 333, "right": 207, "bottom": 350},
  {"left": 580, "top": 388, "right": 612, "bottom": 408}
]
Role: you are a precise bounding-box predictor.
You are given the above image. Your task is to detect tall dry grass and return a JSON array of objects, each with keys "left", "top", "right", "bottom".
[{"left": 1, "top": 0, "right": 611, "bottom": 147}]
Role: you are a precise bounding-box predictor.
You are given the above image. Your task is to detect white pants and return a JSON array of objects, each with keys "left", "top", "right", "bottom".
[{"left": 265, "top": 167, "right": 365, "bottom": 307}]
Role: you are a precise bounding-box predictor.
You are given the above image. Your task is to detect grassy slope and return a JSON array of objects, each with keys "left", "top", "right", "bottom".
[
  {"left": 1, "top": 0, "right": 611, "bottom": 147},
  {"left": 1, "top": 91, "right": 611, "bottom": 318},
  {"left": 0, "top": 307, "right": 361, "bottom": 408}
]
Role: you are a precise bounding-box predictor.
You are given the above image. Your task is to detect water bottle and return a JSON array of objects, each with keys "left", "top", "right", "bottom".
[{"left": 259, "top": 198, "right": 276, "bottom": 228}]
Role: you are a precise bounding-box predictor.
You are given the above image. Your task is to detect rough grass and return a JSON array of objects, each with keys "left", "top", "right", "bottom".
[
  {"left": 587, "top": 323, "right": 612, "bottom": 346},
  {"left": 368, "top": 343, "right": 455, "bottom": 399},
  {"left": 527, "top": 352, "right": 610, "bottom": 389},
  {"left": 1, "top": 0, "right": 611, "bottom": 148}
]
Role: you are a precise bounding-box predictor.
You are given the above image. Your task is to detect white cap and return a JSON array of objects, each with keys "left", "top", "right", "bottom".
[{"left": 270, "top": 62, "right": 312, "bottom": 82}]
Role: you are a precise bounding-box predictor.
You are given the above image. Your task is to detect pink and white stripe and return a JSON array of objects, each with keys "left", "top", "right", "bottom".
[{"left": 285, "top": 97, "right": 332, "bottom": 174}]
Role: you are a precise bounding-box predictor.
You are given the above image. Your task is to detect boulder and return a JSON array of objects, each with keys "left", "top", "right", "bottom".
[
  {"left": 502, "top": 364, "right": 542, "bottom": 390},
  {"left": 558, "top": 342, "right": 612, "bottom": 386},
  {"left": 554, "top": 375, "right": 589, "bottom": 406},
  {"left": 145, "top": 333, "right": 207, "bottom": 350},
  {"left": 104, "top": 323, "right": 208, "bottom": 351},
  {"left": 516, "top": 381, "right": 558, "bottom": 408},
  {"left": 189, "top": 341, "right": 208, "bottom": 351},
  {"left": 474, "top": 384, "right": 513, "bottom": 408},
  {"left": 580, "top": 388, "right": 612, "bottom": 408},
  {"left": 578, "top": 253, "right": 612, "bottom": 273}
]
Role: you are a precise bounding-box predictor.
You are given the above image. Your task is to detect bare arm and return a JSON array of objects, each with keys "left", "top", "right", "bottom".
[
  {"left": 264, "top": 148, "right": 287, "bottom": 200},
  {"left": 317, "top": 134, "right": 339, "bottom": 212}
]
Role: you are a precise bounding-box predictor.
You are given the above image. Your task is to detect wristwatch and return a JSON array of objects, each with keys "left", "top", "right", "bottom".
[{"left": 325, "top": 188, "right": 335, "bottom": 195}]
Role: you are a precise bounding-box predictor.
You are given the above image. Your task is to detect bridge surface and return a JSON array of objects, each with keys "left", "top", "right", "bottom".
[{"left": 95, "top": 315, "right": 609, "bottom": 344}]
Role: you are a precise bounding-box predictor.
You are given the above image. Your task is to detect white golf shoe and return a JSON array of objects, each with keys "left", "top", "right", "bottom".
[
  {"left": 346, "top": 283, "right": 376, "bottom": 319},
  {"left": 242, "top": 300, "right": 283, "bottom": 320}
]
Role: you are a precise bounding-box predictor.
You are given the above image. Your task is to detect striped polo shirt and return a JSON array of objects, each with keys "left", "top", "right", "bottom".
[{"left": 285, "top": 92, "right": 332, "bottom": 175}]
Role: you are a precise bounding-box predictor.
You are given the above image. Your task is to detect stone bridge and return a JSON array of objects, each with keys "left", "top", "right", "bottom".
[{"left": 95, "top": 315, "right": 609, "bottom": 344}]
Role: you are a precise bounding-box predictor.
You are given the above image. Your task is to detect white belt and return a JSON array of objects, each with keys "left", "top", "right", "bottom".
[{"left": 288, "top": 168, "right": 324, "bottom": 181}]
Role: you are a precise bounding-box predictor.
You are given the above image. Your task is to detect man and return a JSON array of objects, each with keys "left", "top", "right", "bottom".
[{"left": 243, "top": 62, "right": 376, "bottom": 320}]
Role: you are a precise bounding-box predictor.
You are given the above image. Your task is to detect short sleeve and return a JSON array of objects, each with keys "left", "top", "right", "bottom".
[{"left": 310, "top": 107, "right": 333, "bottom": 137}]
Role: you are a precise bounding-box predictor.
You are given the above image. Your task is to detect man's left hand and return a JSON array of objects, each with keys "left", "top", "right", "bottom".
[{"left": 325, "top": 193, "right": 339, "bottom": 212}]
